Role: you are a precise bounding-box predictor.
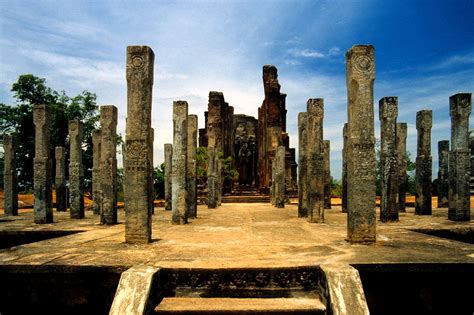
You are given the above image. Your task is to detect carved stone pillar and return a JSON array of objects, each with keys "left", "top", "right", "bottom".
[
  {"left": 379, "top": 97, "right": 399, "bottom": 222},
  {"left": 298, "top": 112, "right": 308, "bottom": 217},
  {"left": 437, "top": 140, "right": 449, "bottom": 208},
  {"left": 92, "top": 129, "right": 101, "bottom": 215},
  {"left": 396, "top": 123, "right": 407, "bottom": 212},
  {"left": 187, "top": 115, "right": 198, "bottom": 218},
  {"left": 55, "top": 146, "right": 67, "bottom": 212},
  {"left": 448, "top": 93, "right": 472, "bottom": 221},
  {"left": 99, "top": 105, "right": 118, "bottom": 225},
  {"left": 33, "top": 104, "right": 53, "bottom": 224},
  {"left": 69, "top": 119, "right": 84, "bottom": 219},
  {"left": 172, "top": 101, "right": 188, "bottom": 224},
  {"left": 323, "top": 140, "right": 332, "bottom": 209},
  {"left": 124, "top": 45, "right": 154, "bottom": 243},
  {"left": 3, "top": 135, "right": 18, "bottom": 216},
  {"left": 164, "top": 143, "right": 173, "bottom": 211},
  {"left": 306, "top": 98, "right": 324, "bottom": 223},
  {"left": 415, "top": 109, "right": 432, "bottom": 215},
  {"left": 346, "top": 45, "right": 376, "bottom": 243}
]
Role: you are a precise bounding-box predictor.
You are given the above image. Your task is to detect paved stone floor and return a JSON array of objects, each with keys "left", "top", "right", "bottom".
[{"left": 0, "top": 203, "right": 473, "bottom": 269}]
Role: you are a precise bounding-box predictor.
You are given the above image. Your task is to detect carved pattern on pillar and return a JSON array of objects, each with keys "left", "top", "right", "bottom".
[
  {"left": 379, "top": 97, "right": 399, "bottom": 222},
  {"left": 172, "top": 101, "right": 188, "bottom": 224},
  {"left": 437, "top": 140, "right": 449, "bottom": 208},
  {"left": 33, "top": 104, "right": 53, "bottom": 224},
  {"left": 415, "top": 109, "right": 432, "bottom": 215},
  {"left": 342, "top": 123, "right": 348, "bottom": 213},
  {"left": 298, "top": 112, "right": 308, "bottom": 217},
  {"left": 164, "top": 143, "right": 173, "bottom": 211},
  {"left": 187, "top": 115, "right": 198, "bottom": 218},
  {"left": 396, "top": 123, "right": 407, "bottom": 212},
  {"left": 92, "top": 130, "right": 101, "bottom": 215},
  {"left": 124, "top": 45, "right": 154, "bottom": 243},
  {"left": 307, "top": 98, "right": 325, "bottom": 223},
  {"left": 345, "top": 45, "right": 376, "bottom": 243},
  {"left": 3, "top": 135, "right": 18, "bottom": 216},
  {"left": 55, "top": 146, "right": 67, "bottom": 212},
  {"left": 69, "top": 119, "right": 84, "bottom": 219},
  {"left": 448, "top": 93, "right": 471, "bottom": 221},
  {"left": 99, "top": 105, "right": 118, "bottom": 225}
]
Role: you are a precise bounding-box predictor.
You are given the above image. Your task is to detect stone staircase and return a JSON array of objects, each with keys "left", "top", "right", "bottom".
[
  {"left": 110, "top": 265, "right": 370, "bottom": 315},
  {"left": 222, "top": 186, "right": 270, "bottom": 203},
  {"left": 154, "top": 267, "right": 325, "bottom": 314}
]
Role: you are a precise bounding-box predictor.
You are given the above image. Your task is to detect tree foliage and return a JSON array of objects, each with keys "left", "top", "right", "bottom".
[{"left": 0, "top": 74, "right": 99, "bottom": 191}]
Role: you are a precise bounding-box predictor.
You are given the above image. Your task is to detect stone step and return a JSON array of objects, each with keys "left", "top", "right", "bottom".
[
  {"left": 154, "top": 297, "right": 326, "bottom": 314},
  {"left": 222, "top": 196, "right": 270, "bottom": 203}
]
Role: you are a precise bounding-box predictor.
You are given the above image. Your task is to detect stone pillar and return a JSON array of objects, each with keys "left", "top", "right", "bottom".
[
  {"left": 3, "top": 135, "right": 18, "bottom": 216},
  {"left": 415, "top": 109, "right": 432, "bottom": 215},
  {"left": 69, "top": 119, "right": 84, "bottom": 219},
  {"left": 306, "top": 98, "right": 325, "bottom": 223},
  {"left": 379, "top": 97, "right": 399, "bottom": 222},
  {"left": 323, "top": 140, "right": 332, "bottom": 209},
  {"left": 274, "top": 146, "right": 286, "bottom": 208},
  {"left": 437, "top": 140, "right": 450, "bottom": 208},
  {"left": 187, "top": 115, "right": 198, "bottom": 218},
  {"left": 55, "top": 146, "right": 67, "bottom": 212},
  {"left": 342, "top": 123, "right": 348, "bottom": 213},
  {"left": 448, "top": 93, "right": 472, "bottom": 221},
  {"left": 172, "top": 101, "right": 188, "bottom": 224},
  {"left": 217, "top": 155, "right": 222, "bottom": 206},
  {"left": 124, "top": 45, "right": 154, "bottom": 244},
  {"left": 396, "top": 123, "right": 407, "bottom": 212},
  {"left": 346, "top": 45, "right": 376, "bottom": 243},
  {"left": 99, "top": 105, "right": 118, "bottom": 225},
  {"left": 33, "top": 104, "right": 53, "bottom": 224},
  {"left": 207, "top": 147, "right": 217, "bottom": 209},
  {"left": 92, "top": 129, "right": 101, "bottom": 215},
  {"left": 270, "top": 161, "right": 276, "bottom": 205},
  {"left": 298, "top": 112, "right": 308, "bottom": 217},
  {"left": 164, "top": 143, "right": 173, "bottom": 211},
  {"left": 148, "top": 128, "right": 155, "bottom": 215}
]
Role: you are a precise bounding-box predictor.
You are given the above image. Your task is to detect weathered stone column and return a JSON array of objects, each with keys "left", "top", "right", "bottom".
[
  {"left": 33, "top": 104, "right": 53, "bottom": 224},
  {"left": 149, "top": 128, "right": 155, "bottom": 215},
  {"left": 342, "top": 123, "right": 348, "bottom": 213},
  {"left": 55, "top": 146, "right": 67, "bottom": 212},
  {"left": 307, "top": 98, "right": 325, "bottom": 223},
  {"left": 164, "top": 143, "right": 173, "bottom": 211},
  {"left": 124, "top": 45, "right": 154, "bottom": 243},
  {"left": 92, "top": 129, "right": 101, "bottom": 215},
  {"left": 323, "top": 140, "right": 332, "bottom": 209},
  {"left": 448, "top": 93, "right": 472, "bottom": 221},
  {"left": 99, "top": 105, "right": 118, "bottom": 225},
  {"left": 415, "top": 109, "right": 432, "bottom": 215},
  {"left": 172, "top": 101, "right": 188, "bottom": 224},
  {"left": 346, "top": 45, "right": 376, "bottom": 243},
  {"left": 396, "top": 123, "right": 407, "bottom": 212},
  {"left": 437, "top": 140, "right": 450, "bottom": 208},
  {"left": 3, "top": 135, "right": 18, "bottom": 216},
  {"left": 187, "top": 115, "right": 198, "bottom": 218},
  {"left": 217, "top": 155, "right": 222, "bottom": 206},
  {"left": 379, "top": 97, "right": 399, "bottom": 222},
  {"left": 274, "top": 146, "right": 286, "bottom": 208},
  {"left": 298, "top": 112, "right": 308, "bottom": 217},
  {"left": 69, "top": 119, "right": 84, "bottom": 219},
  {"left": 207, "top": 146, "right": 217, "bottom": 209},
  {"left": 270, "top": 161, "right": 276, "bottom": 205}
]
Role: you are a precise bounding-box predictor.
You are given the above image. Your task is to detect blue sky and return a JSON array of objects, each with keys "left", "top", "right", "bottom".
[{"left": 1, "top": 0, "right": 473, "bottom": 179}]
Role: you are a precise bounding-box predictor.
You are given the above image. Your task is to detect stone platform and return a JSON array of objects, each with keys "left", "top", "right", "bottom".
[{"left": 0, "top": 203, "right": 472, "bottom": 269}]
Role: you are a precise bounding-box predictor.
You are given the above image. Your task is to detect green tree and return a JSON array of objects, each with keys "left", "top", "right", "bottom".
[
  {"left": 153, "top": 163, "right": 165, "bottom": 199},
  {"left": 0, "top": 74, "right": 99, "bottom": 191}
]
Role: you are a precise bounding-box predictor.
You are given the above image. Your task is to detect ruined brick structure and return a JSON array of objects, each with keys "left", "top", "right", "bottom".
[{"left": 257, "top": 65, "right": 297, "bottom": 193}]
